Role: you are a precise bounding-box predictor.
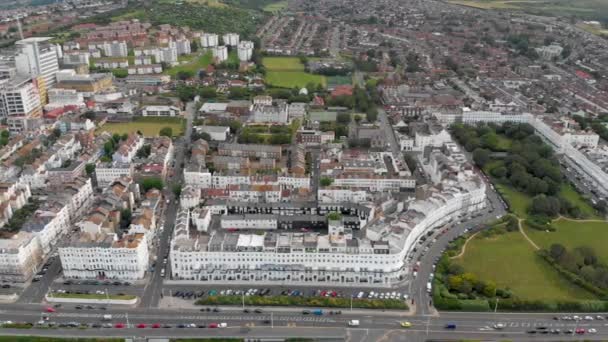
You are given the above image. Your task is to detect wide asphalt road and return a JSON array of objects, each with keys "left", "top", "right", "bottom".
[{"left": 1, "top": 304, "right": 607, "bottom": 341}]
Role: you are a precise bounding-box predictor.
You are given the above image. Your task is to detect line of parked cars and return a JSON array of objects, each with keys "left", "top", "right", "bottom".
[
  {"left": 63, "top": 280, "right": 131, "bottom": 286},
  {"left": 527, "top": 326, "right": 596, "bottom": 335},
  {"left": 28, "top": 322, "right": 229, "bottom": 329},
  {"left": 356, "top": 291, "right": 406, "bottom": 300}
]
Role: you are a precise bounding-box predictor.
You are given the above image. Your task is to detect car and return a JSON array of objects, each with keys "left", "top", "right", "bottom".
[
  {"left": 197, "top": 324, "right": 206, "bottom": 328},
  {"left": 584, "top": 315, "right": 594, "bottom": 321},
  {"left": 588, "top": 328, "right": 597, "bottom": 334},
  {"left": 213, "top": 307, "right": 220, "bottom": 312},
  {"left": 209, "top": 323, "right": 218, "bottom": 328},
  {"left": 262, "top": 320, "right": 271, "bottom": 325},
  {"left": 152, "top": 323, "right": 161, "bottom": 328},
  {"left": 526, "top": 330, "right": 537, "bottom": 334},
  {"left": 576, "top": 328, "right": 586, "bottom": 334},
  {"left": 114, "top": 323, "right": 125, "bottom": 328},
  {"left": 254, "top": 308, "right": 263, "bottom": 313},
  {"left": 444, "top": 323, "right": 456, "bottom": 329},
  {"left": 53, "top": 304, "right": 61, "bottom": 308},
  {"left": 536, "top": 326, "right": 548, "bottom": 330},
  {"left": 75, "top": 305, "right": 83, "bottom": 310},
  {"left": 136, "top": 323, "right": 146, "bottom": 328},
  {"left": 564, "top": 329, "right": 574, "bottom": 334},
  {"left": 400, "top": 321, "right": 412, "bottom": 328},
  {"left": 162, "top": 324, "right": 172, "bottom": 328},
  {"left": 302, "top": 310, "right": 311, "bottom": 315},
  {"left": 45, "top": 307, "right": 56, "bottom": 313},
  {"left": 243, "top": 309, "right": 250, "bottom": 313},
  {"left": 102, "top": 323, "right": 113, "bottom": 328},
  {"left": 550, "top": 329, "right": 560, "bottom": 334},
  {"left": 597, "top": 315, "right": 605, "bottom": 320},
  {"left": 177, "top": 324, "right": 186, "bottom": 328}
]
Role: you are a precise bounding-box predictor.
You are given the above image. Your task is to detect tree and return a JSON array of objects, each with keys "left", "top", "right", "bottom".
[
  {"left": 141, "top": 178, "right": 164, "bottom": 192},
  {"left": 320, "top": 177, "right": 333, "bottom": 187},
  {"left": 549, "top": 243, "right": 566, "bottom": 260},
  {"left": 120, "top": 209, "right": 132, "bottom": 229},
  {"left": 103, "top": 141, "right": 115, "bottom": 156},
  {"left": 176, "top": 70, "right": 195, "bottom": 80},
  {"left": 52, "top": 128, "right": 61, "bottom": 139},
  {"left": 472, "top": 148, "right": 490, "bottom": 167},
  {"left": 159, "top": 127, "right": 173, "bottom": 137},
  {"left": 336, "top": 113, "right": 351, "bottom": 124},
  {"left": 366, "top": 107, "right": 378, "bottom": 122},
  {"left": 85, "top": 163, "right": 96, "bottom": 176},
  {"left": 173, "top": 184, "right": 182, "bottom": 197},
  {"left": 490, "top": 166, "right": 507, "bottom": 178},
  {"left": 483, "top": 281, "right": 497, "bottom": 297}
]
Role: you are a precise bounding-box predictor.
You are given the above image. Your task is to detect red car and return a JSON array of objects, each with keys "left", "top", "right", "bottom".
[
  {"left": 209, "top": 323, "right": 218, "bottom": 328},
  {"left": 152, "top": 323, "right": 161, "bottom": 329},
  {"left": 114, "top": 323, "right": 125, "bottom": 328},
  {"left": 576, "top": 328, "right": 586, "bottom": 334},
  {"left": 45, "top": 307, "right": 56, "bottom": 313},
  {"left": 136, "top": 323, "right": 146, "bottom": 328}
]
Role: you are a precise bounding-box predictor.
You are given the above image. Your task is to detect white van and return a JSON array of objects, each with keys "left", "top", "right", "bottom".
[
  {"left": 102, "top": 314, "right": 112, "bottom": 321},
  {"left": 426, "top": 282, "right": 432, "bottom": 293},
  {"left": 348, "top": 320, "right": 360, "bottom": 327},
  {"left": 219, "top": 322, "right": 228, "bottom": 328}
]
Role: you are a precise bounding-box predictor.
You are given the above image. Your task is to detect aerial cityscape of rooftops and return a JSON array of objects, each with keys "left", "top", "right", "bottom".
[{"left": 0, "top": 0, "right": 608, "bottom": 340}]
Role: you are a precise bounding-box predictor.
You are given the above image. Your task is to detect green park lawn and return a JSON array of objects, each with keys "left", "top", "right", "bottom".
[
  {"left": 265, "top": 71, "right": 326, "bottom": 89},
  {"left": 455, "top": 231, "right": 595, "bottom": 301},
  {"left": 263, "top": 57, "right": 305, "bottom": 71},
  {"left": 262, "top": 57, "right": 326, "bottom": 88},
  {"left": 525, "top": 219, "right": 608, "bottom": 264},
  {"left": 165, "top": 52, "right": 212, "bottom": 77},
  {"left": 263, "top": 0, "right": 288, "bottom": 12},
  {"left": 494, "top": 183, "right": 531, "bottom": 219},
  {"left": 559, "top": 184, "right": 600, "bottom": 219},
  {"left": 98, "top": 118, "right": 185, "bottom": 137}
]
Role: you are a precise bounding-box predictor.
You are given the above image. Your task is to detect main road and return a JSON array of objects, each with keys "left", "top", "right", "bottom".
[{"left": 0, "top": 303, "right": 607, "bottom": 341}]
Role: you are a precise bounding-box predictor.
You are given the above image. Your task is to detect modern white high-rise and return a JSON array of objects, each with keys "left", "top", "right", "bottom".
[
  {"left": 223, "top": 33, "right": 239, "bottom": 46},
  {"left": 175, "top": 38, "right": 191, "bottom": 55},
  {"left": 14, "top": 37, "right": 60, "bottom": 88},
  {"left": 200, "top": 33, "right": 219, "bottom": 48},
  {"left": 102, "top": 41, "right": 128, "bottom": 57},
  {"left": 237, "top": 40, "right": 254, "bottom": 62},
  {"left": 0, "top": 77, "right": 42, "bottom": 132},
  {"left": 213, "top": 46, "right": 228, "bottom": 62}
]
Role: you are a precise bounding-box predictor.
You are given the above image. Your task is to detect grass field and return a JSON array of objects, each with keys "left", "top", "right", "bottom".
[
  {"left": 494, "top": 183, "right": 531, "bottom": 219},
  {"left": 263, "top": 0, "right": 288, "bottom": 12},
  {"left": 98, "top": 118, "right": 185, "bottom": 137},
  {"left": 165, "top": 52, "right": 212, "bottom": 77},
  {"left": 578, "top": 23, "right": 608, "bottom": 37},
  {"left": 559, "top": 184, "right": 600, "bottom": 219},
  {"left": 525, "top": 219, "right": 608, "bottom": 264},
  {"left": 263, "top": 57, "right": 326, "bottom": 88},
  {"left": 447, "top": 0, "right": 606, "bottom": 19},
  {"left": 263, "top": 57, "right": 305, "bottom": 71},
  {"left": 455, "top": 231, "right": 595, "bottom": 300}
]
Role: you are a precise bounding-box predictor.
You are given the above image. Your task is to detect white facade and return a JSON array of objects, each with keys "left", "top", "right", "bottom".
[
  {"left": 95, "top": 163, "right": 134, "bottom": 188},
  {"left": 213, "top": 46, "right": 228, "bottom": 62},
  {"left": 332, "top": 176, "right": 415, "bottom": 192},
  {"left": 127, "top": 64, "right": 163, "bottom": 75},
  {"left": 59, "top": 233, "right": 149, "bottom": 280},
  {"left": 196, "top": 126, "right": 230, "bottom": 141},
  {"left": 184, "top": 168, "right": 212, "bottom": 188},
  {"left": 0, "top": 78, "right": 41, "bottom": 120},
  {"left": 46, "top": 88, "right": 85, "bottom": 109},
  {"left": 175, "top": 39, "right": 191, "bottom": 56},
  {"left": 0, "top": 232, "right": 42, "bottom": 282},
  {"left": 318, "top": 188, "right": 369, "bottom": 203},
  {"left": 237, "top": 41, "right": 254, "bottom": 62},
  {"left": 15, "top": 37, "right": 60, "bottom": 87},
  {"left": 141, "top": 105, "right": 180, "bottom": 117},
  {"left": 62, "top": 52, "right": 90, "bottom": 66},
  {"left": 102, "top": 41, "right": 128, "bottom": 57},
  {"left": 220, "top": 215, "right": 277, "bottom": 230},
  {"left": 222, "top": 33, "right": 240, "bottom": 47},
  {"left": 200, "top": 33, "right": 219, "bottom": 48}
]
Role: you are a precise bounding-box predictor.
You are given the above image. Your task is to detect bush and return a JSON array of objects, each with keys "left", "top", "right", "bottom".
[{"left": 196, "top": 295, "right": 408, "bottom": 310}]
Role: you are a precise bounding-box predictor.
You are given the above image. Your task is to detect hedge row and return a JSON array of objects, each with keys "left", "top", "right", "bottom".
[
  {"left": 538, "top": 250, "right": 608, "bottom": 298},
  {"left": 196, "top": 295, "right": 408, "bottom": 310}
]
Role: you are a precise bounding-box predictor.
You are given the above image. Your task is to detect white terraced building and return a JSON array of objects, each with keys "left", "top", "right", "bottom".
[
  {"left": 170, "top": 143, "right": 486, "bottom": 286},
  {"left": 59, "top": 233, "right": 149, "bottom": 280}
]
